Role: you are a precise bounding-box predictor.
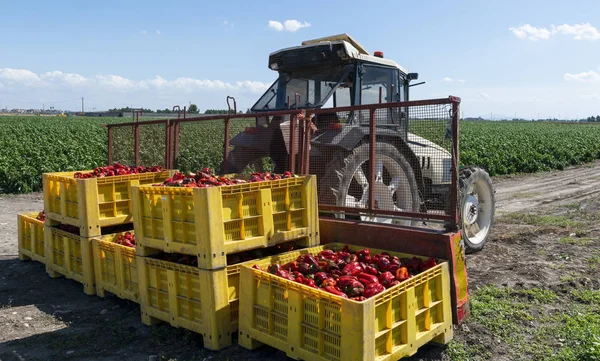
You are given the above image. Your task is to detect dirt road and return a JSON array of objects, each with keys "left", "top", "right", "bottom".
[{"left": 1, "top": 161, "right": 599, "bottom": 361}]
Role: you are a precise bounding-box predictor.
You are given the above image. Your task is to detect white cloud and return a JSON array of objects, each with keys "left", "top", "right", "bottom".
[
  {"left": 268, "top": 19, "right": 311, "bottom": 32},
  {"left": 156, "top": 30, "right": 161, "bottom": 35},
  {"left": 509, "top": 23, "right": 600, "bottom": 41},
  {"left": 139, "top": 30, "right": 148, "bottom": 35},
  {"left": 442, "top": 77, "right": 465, "bottom": 83},
  {"left": 509, "top": 24, "right": 553, "bottom": 40},
  {"left": 0, "top": 68, "right": 41, "bottom": 85},
  {"left": 41, "top": 71, "right": 88, "bottom": 86},
  {"left": 0, "top": 67, "right": 271, "bottom": 95},
  {"left": 480, "top": 92, "right": 491, "bottom": 100},
  {"left": 268, "top": 21, "right": 284, "bottom": 31},
  {"left": 564, "top": 70, "right": 600, "bottom": 83},
  {"left": 553, "top": 23, "right": 600, "bottom": 40}
]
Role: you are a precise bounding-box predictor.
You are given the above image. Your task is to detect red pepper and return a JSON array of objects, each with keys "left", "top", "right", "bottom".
[
  {"left": 320, "top": 277, "right": 337, "bottom": 288},
  {"left": 337, "top": 251, "right": 351, "bottom": 263},
  {"left": 390, "top": 256, "right": 400, "bottom": 266},
  {"left": 421, "top": 258, "right": 438, "bottom": 272},
  {"left": 343, "top": 262, "right": 364, "bottom": 276},
  {"left": 357, "top": 272, "right": 379, "bottom": 286},
  {"left": 364, "top": 283, "right": 386, "bottom": 298},
  {"left": 364, "top": 265, "right": 379, "bottom": 276},
  {"left": 322, "top": 259, "right": 340, "bottom": 272},
  {"left": 276, "top": 269, "right": 294, "bottom": 281},
  {"left": 378, "top": 271, "right": 396, "bottom": 287},
  {"left": 352, "top": 296, "right": 367, "bottom": 302},
  {"left": 291, "top": 271, "right": 304, "bottom": 280},
  {"left": 337, "top": 275, "right": 359, "bottom": 289},
  {"left": 267, "top": 264, "right": 281, "bottom": 274},
  {"left": 356, "top": 249, "right": 371, "bottom": 263},
  {"left": 313, "top": 272, "right": 328, "bottom": 285},
  {"left": 385, "top": 280, "right": 400, "bottom": 289},
  {"left": 341, "top": 245, "right": 351, "bottom": 253},
  {"left": 377, "top": 257, "right": 391, "bottom": 272},
  {"left": 282, "top": 261, "right": 298, "bottom": 272},
  {"left": 406, "top": 257, "right": 424, "bottom": 273},
  {"left": 323, "top": 286, "right": 348, "bottom": 298},
  {"left": 342, "top": 280, "right": 365, "bottom": 297},
  {"left": 396, "top": 267, "right": 409, "bottom": 282},
  {"left": 387, "top": 264, "right": 400, "bottom": 276},
  {"left": 298, "top": 262, "right": 319, "bottom": 275},
  {"left": 329, "top": 270, "right": 343, "bottom": 279},
  {"left": 301, "top": 254, "right": 319, "bottom": 267},
  {"left": 319, "top": 250, "right": 336, "bottom": 260},
  {"left": 302, "top": 278, "right": 316, "bottom": 288}
]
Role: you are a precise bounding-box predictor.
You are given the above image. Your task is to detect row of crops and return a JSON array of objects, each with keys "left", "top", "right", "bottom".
[{"left": 2, "top": 115, "right": 600, "bottom": 193}]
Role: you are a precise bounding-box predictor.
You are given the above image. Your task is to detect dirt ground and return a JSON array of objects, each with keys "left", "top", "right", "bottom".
[{"left": 1, "top": 161, "right": 600, "bottom": 361}]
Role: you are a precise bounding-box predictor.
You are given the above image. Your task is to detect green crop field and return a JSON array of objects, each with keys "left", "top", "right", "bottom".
[{"left": 2, "top": 115, "right": 600, "bottom": 194}]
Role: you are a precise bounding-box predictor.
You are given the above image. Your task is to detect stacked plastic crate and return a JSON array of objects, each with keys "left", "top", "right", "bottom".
[
  {"left": 39, "top": 167, "right": 173, "bottom": 296},
  {"left": 17, "top": 211, "right": 47, "bottom": 264},
  {"left": 131, "top": 172, "right": 320, "bottom": 350}
]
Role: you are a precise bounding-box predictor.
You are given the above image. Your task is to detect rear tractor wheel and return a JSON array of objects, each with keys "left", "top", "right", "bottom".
[{"left": 319, "top": 142, "right": 422, "bottom": 227}]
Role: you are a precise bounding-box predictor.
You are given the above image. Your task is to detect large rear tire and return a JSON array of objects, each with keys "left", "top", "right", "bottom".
[
  {"left": 318, "top": 142, "right": 422, "bottom": 227},
  {"left": 460, "top": 166, "right": 495, "bottom": 253}
]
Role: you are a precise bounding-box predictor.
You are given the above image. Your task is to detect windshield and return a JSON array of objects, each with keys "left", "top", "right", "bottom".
[{"left": 251, "top": 65, "right": 353, "bottom": 111}]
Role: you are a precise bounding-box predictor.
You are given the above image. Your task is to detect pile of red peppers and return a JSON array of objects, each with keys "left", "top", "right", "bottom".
[
  {"left": 74, "top": 163, "right": 164, "bottom": 179},
  {"left": 154, "top": 168, "right": 295, "bottom": 188},
  {"left": 253, "top": 246, "right": 438, "bottom": 301},
  {"left": 114, "top": 232, "right": 135, "bottom": 248},
  {"left": 35, "top": 210, "right": 45, "bottom": 222}
]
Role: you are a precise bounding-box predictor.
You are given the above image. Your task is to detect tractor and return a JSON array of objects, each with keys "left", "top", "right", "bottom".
[{"left": 219, "top": 34, "right": 495, "bottom": 252}]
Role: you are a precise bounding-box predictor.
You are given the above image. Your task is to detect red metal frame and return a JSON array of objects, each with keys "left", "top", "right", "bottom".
[{"left": 104, "top": 96, "right": 461, "bottom": 223}]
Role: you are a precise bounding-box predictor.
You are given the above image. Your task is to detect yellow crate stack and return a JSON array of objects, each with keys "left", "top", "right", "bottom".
[
  {"left": 17, "top": 212, "right": 46, "bottom": 264},
  {"left": 131, "top": 174, "right": 321, "bottom": 351},
  {"left": 137, "top": 256, "right": 243, "bottom": 350},
  {"left": 92, "top": 231, "right": 139, "bottom": 303},
  {"left": 40, "top": 169, "right": 173, "bottom": 296}
]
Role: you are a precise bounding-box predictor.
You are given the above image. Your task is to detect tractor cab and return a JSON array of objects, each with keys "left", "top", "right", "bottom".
[{"left": 250, "top": 34, "right": 419, "bottom": 132}]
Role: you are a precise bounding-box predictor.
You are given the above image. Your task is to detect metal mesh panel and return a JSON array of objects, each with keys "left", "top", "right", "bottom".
[
  {"left": 309, "top": 100, "right": 456, "bottom": 224},
  {"left": 111, "top": 126, "right": 134, "bottom": 166},
  {"left": 139, "top": 123, "right": 167, "bottom": 167},
  {"left": 176, "top": 120, "right": 227, "bottom": 174}
]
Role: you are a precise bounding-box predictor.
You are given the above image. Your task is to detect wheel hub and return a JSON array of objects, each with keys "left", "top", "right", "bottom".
[{"left": 464, "top": 194, "right": 478, "bottom": 225}]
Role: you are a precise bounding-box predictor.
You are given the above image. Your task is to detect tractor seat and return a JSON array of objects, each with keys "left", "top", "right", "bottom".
[{"left": 314, "top": 112, "right": 340, "bottom": 129}]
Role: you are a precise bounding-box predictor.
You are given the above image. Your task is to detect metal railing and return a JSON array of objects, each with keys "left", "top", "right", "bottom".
[{"left": 103, "top": 96, "right": 461, "bottom": 226}]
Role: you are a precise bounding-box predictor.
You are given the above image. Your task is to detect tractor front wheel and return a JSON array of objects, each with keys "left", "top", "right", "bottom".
[{"left": 459, "top": 166, "right": 495, "bottom": 253}]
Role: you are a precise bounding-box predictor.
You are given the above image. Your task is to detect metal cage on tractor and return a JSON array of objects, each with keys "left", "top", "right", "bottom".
[{"left": 102, "top": 34, "right": 495, "bottom": 324}]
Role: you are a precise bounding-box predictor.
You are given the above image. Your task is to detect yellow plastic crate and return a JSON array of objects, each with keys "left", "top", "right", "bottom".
[
  {"left": 132, "top": 175, "right": 320, "bottom": 269},
  {"left": 43, "top": 170, "right": 173, "bottom": 237},
  {"left": 44, "top": 225, "right": 96, "bottom": 295},
  {"left": 238, "top": 243, "right": 453, "bottom": 361},
  {"left": 17, "top": 212, "right": 46, "bottom": 263},
  {"left": 92, "top": 232, "right": 139, "bottom": 303},
  {"left": 137, "top": 255, "right": 243, "bottom": 350}
]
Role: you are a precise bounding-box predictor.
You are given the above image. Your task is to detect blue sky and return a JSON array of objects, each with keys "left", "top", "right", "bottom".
[{"left": 1, "top": 0, "right": 599, "bottom": 118}]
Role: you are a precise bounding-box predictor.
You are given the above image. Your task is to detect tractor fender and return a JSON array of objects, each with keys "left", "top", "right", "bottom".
[
  {"left": 229, "top": 127, "right": 275, "bottom": 153},
  {"left": 311, "top": 127, "right": 427, "bottom": 207}
]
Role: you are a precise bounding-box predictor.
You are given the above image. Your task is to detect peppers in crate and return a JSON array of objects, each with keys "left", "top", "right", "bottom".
[{"left": 254, "top": 248, "right": 439, "bottom": 301}]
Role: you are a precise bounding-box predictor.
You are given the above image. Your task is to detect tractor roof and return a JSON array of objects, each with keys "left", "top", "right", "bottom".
[{"left": 269, "top": 33, "right": 409, "bottom": 74}]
